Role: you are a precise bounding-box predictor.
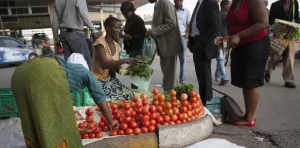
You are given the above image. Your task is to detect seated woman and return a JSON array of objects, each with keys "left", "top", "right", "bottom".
[{"left": 92, "top": 17, "right": 137, "bottom": 101}]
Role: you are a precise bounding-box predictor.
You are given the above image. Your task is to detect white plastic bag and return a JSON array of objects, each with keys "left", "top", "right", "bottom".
[{"left": 130, "top": 76, "right": 151, "bottom": 95}]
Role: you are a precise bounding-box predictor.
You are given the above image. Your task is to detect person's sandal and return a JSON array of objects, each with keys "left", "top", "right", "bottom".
[{"left": 219, "top": 80, "right": 229, "bottom": 86}]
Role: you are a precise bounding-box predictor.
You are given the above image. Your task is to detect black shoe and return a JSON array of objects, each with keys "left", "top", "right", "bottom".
[
  {"left": 219, "top": 80, "right": 229, "bottom": 86},
  {"left": 284, "top": 82, "right": 297, "bottom": 88},
  {"left": 265, "top": 72, "right": 271, "bottom": 83}
]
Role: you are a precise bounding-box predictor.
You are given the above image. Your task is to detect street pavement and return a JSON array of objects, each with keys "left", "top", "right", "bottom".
[{"left": 0, "top": 51, "right": 300, "bottom": 148}]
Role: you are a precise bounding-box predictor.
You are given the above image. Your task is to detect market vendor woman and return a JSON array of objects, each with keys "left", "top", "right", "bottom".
[
  {"left": 11, "top": 56, "right": 118, "bottom": 148},
  {"left": 92, "top": 17, "right": 137, "bottom": 101}
]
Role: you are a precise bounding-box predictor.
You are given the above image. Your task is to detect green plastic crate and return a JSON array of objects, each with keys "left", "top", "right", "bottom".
[
  {"left": 0, "top": 95, "right": 19, "bottom": 117},
  {"left": 0, "top": 88, "right": 13, "bottom": 96}
]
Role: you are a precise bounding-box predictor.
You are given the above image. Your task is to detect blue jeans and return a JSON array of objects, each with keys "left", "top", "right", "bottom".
[
  {"left": 129, "top": 49, "right": 143, "bottom": 89},
  {"left": 59, "top": 31, "right": 92, "bottom": 69},
  {"left": 215, "top": 48, "right": 228, "bottom": 81},
  {"left": 178, "top": 36, "right": 187, "bottom": 83}
]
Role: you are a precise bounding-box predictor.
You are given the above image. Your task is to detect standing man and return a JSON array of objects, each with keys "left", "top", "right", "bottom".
[
  {"left": 265, "top": 0, "right": 299, "bottom": 88},
  {"left": 215, "top": 0, "right": 229, "bottom": 85},
  {"left": 52, "top": 0, "right": 97, "bottom": 68},
  {"left": 189, "top": 0, "right": 221, "bottom": 106},
  {"left": 174, "top": 0, "right": 190, "bottom": 84},
  {"left": 147, "top": 0, "right": 183, "bottom": 91}
]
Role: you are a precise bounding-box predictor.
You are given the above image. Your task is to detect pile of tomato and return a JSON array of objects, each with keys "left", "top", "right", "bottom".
[{"left": 77, "top": 89, "right": 204, "bottom": 139}]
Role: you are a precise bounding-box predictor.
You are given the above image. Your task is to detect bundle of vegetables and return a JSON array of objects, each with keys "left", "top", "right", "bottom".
[
  {"left": 174, "top": 84, "right": 194, "bottom": 100},
  {"left": 126, "top": 55, "right": 152, "bottom": 80}
]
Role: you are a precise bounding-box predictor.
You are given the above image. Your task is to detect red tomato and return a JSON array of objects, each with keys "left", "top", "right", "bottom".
[
  {"left": 93, "top": 127, "right": 101, "bottom": 134},
  {"left": 169, "top": 121, "right": 175, "bottom": 125},
  {"left": 110, "top": 130, "right": 118, "bottom": 136},
  {"left": 124, "top": 117, "right": 133, "bottom": 123},
  {"left": 164, "top": 102, "right": 172, "bottom": 110},
  {"left": 110, "top": 104, "right": 118, "bottom": 110},
  {"left": 131, "top": 111, "right": 137, "bottom": 118},
  {"left": 181, "top": 100, "right": 189, "bottom": 107},
  {"left": 162, "top": 122, "right": 169, "bottom": 125},
  {"left": 148, "top": 125, "right": 156, "bottom": 133},
  {"left": 150, "top": 119, "right": 156, "bottom": 126},
  {"left": 149, "top": 112, "right": 158, "bottom": 120},
  {"left": 166, "top": 109, "right": 173, "bottom": 116},
  {"left": 85, "top": 115, "right": 93, "bottom": 122},
  {"left": 172, "top": 107, "right": 180, "bottom": 115},
  {"left": 152, "top": 100, "right": 159, "bottom": 106},
  {"left": 117, "top": 130, "right": 125, "bottom": 135},
  {"left": 187, "top": 110, "right": 193, "bottom": 117},
  {"left": 179, "top": 106, "right": 188, "bottom": 113},
  {"left": 189, "top": 91, "right": 197, "bottom": 98},
  {"left": 170, "top": 90, "right": 177, "bottom": 97},
  {"left": 163, "top": 115, "right": 171, "bottom": 122},
  {"left": 100, "top": 116, "right": 107, "bottom": 123},
  {"left": 123, "top": 103, "right": 131, "bottom": 110},
  {"left": 182, "top": 119, "right": 187, "bottom": 123},
  {"left": 95, "top": 132, "right": 103, "bottom": 138},
  {"left": 152, "top": 89, "right": 159, "bottom": 96},
  {"left": 114, "top": 112, "right": 122, "bottom": 120},
  {"left": 142, "top": 99, "right": 148, "bottom": 106},
  {"left": 78, "top": 123, "right": 86, "bottom": 129},
  {"left": 191, "top": 103, "right": 198, "bottom": 109},
  {"left": 170, "top": 96, "right": 177, "bottom": 102},
  {"left": 120, "top": 123, "right": 128, "bottom": 130},
  {"left": 124, "top": 110, "right": 132, "bottom": 117},
  {"left": 182, "top": 113, "right": 188, "bottom": 119},
  {"left": 141, "top": 127, "right": 148, "bottom": 133},
  {"left": 133, "top": 128, "right": 141, "bottom": 135},
  {"left": 142, "top": 115, "right": 150, "bottom": 121},
  {"left": 177, "top": 114, "right": 183, "bottom": 121},
  {"left": 142, "top": 120, "right": 150, "bottom": 128},
  {"left": 158, "top": 94, "right": 165, "bottom": 102},
  {"left": 142, "top": 107, "right": 149, "bottom": 115},
  {"left": 112, "top": 109, "right": 118, "bottom": 115},
  {"left": 85, "top": 108, "right": 94, "bottom": 116},
  {"left": 140, "top": 93, "right": 148, "bottom": 100},
  {"left": 171, "top": 101, "right": 178, "bottom": 108},
  {"left": 102, "top": 126, "right": 109, "bottom": 132},
  {"left": 82, "top": 133, "right": 89, "bottom": 139},
  {"left": 136, "top": 108, "right": 142, "bottom": 114},
  {"left": 125, "top": 128, "right": 133, "bottom": 135},
  {"left": 149, "top": 105, "right": 156, "bottom": 113},
  {"left": 135, "top": 101, "right": 143, "bottom": 109},
  {"left": 89, "top": 132, "right": 96, "bottom": 138},
  {"left": 156, "top": 116, "right": 164, "bottom": 124},
  {"left": 180, "top": 93, "right": 188, "bottom": 101},
  {"left": 171, "top": 114, "right": 178, "bottom": 121},
  {"left": 187, "top": 104, "right": 193, "bottom": 110},
  {"left": 88, "top": 123, "right": 96, "bottom": 131},
  {"left": 129, "top": 121, "right": 138, "bottom": 129},
  {"left": 190, "top": 97, "right": 197, "bottom": 103},
  {"left": 98, "top": 121, "right": 105, "bottom": 128},
  {"left": 156, "top": 106, "right": 163, "bottom": 113},
  {"left": 131, "top": 96, "right": 139, "bottom": 102},
  {"left": 175, "top": 120, "right": 182, "bottom": 124}
]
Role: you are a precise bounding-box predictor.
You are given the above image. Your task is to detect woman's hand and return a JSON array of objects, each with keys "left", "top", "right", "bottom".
[
  {"left": 107, "top": 120, "right": 119, "bottom": 131},
  {"left": 123, "top": 58, "right": 138, "bottom": 65},
  {"left": 228, "top": 34, "right": 241, "bottom": 48}
]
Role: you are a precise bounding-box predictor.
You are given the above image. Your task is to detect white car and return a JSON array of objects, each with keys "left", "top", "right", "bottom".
[{"left": 0, "top": 36, "right": 37, "bottom": 65}]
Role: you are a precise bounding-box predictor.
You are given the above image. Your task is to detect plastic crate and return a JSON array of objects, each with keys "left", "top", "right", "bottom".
[
  {"left": 0, "top": 95, "right": 19, "bottom": 117},
  {"left": 0, "top": 88, "right": 13, "bottom": 96}
]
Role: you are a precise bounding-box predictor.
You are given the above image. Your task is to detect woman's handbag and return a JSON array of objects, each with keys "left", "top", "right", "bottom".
[{"left": 207, "top": 88, "right": 245, "bottom": 123}]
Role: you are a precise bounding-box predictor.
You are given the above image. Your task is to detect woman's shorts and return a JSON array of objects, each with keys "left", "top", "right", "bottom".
[{"left": 231, "top": 35, "right": 271, "bottom": 88}]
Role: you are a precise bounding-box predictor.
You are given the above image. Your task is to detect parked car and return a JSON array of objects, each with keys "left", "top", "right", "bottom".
[{"left": 0, "top": 36, "right": 37, "bottom": 65}]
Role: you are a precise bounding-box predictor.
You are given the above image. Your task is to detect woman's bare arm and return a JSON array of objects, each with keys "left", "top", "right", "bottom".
[
  {"left": 94, "top": 44, "right": 125, "bottom": 69},
  {"left": 237, "top": 0, "right": 269, "bottom": 39}
]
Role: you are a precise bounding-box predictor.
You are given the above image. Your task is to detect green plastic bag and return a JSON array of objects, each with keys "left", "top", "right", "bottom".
[
  {"left": 83, "top": 88, "right": 95, "bottom": 106},
  {"left": 130, "top": 76, "right": 151, "bottom": 95},
  {"left": 143, "top": 36, "right": 157, "bottom": 65}
]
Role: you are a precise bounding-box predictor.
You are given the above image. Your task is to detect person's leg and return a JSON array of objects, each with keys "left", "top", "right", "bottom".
[
  {"left": 160, "top": 55, "right": 177, "bottom": 91},
  {"left": 239, "top": 88, "right": 259, "bottom": 122},
  {"left": 282, "top": 39, "right": 296, "bottom": 88},
  {"left": 193, "top": 53, "right": 212, "bottom": 106},
  {"left": 60, "top": 32, "right": 72, "bottom": 60},
  {"left": 178, "top": 36, "right": 187, "bottom": 84},
  {"left": 215, "top": 59, "right": 221, "bottom": 82},
  {"left": 64, "top": 31, "right": 92, "bottom": 68}
]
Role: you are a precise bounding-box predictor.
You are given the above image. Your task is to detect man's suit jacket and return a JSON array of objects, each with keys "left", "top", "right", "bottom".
[
  {"left": 151, "top": 0, "right": 183, "bottom": 58},
  {"left": 189, "top": 0, "right": 220, "bottom": 60}
]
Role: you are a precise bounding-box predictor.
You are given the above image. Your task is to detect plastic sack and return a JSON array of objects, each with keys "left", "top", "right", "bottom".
[
  {"left": 142, "top": 36, "right": 157, "bottom": 65},
  {"left": 84, "top": 89, "right": 95, "bottom": 106},
  {"left": 130, "top": 76, "right": 151, "bottom": 95}
]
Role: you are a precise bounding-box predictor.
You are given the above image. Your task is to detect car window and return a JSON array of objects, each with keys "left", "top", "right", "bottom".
[{"left": 2, "top": 39, "right": 22, "bottom": 48}]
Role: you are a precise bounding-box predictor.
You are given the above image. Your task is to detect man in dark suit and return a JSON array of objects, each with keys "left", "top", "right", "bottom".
[{"left": 189, "top": 0, "right": 221, "bottom": 106}]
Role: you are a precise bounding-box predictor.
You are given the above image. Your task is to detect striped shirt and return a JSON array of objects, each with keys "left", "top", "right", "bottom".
[{"left": 55, "top": 56, "right": 106, "bottom": 104}]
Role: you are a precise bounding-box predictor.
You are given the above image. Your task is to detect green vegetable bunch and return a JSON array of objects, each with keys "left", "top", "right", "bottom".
[
  {"left": 127, "top": 56, "right": 152, "bottom": 80},
  {"left": 174, "top": 84, "right": 194, "bottom": 100}
]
